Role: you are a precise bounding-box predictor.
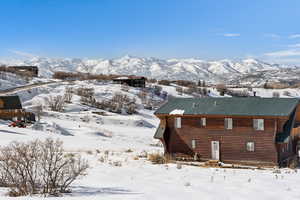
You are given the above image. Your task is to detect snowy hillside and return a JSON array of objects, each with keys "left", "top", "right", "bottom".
[
  {"left": 0, "top": 81, "right": 299, "bottom": 199},
  {"left": 2, "top": 55, "right": 296, "bottom": 84},
  {"left": 0, "top": 81, "right": 300, "bottom": 200}
]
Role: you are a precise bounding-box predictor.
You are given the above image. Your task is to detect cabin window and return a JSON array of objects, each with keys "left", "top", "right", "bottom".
[
  {"left": 253, "top": 119, "right": 264, "bottom": 130},
  {"left": 246, "top": 142, "right": 255, "bottom": 152},
  {"left": 224, "top": 118, "right": 233, "bottom": 130},
  {"left": 175, "top": 117, "right": 181, "bottom": 128},
  {"left": 200, "top": 117, "right": 206, "bottom": 127},
  {"left": 191, "top": 139, "right": 196, "bottom": 149}
]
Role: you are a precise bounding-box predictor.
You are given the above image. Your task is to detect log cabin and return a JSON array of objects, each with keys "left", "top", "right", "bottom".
[
  {"left": 0, "top": 96, "right": 23, "bottom": 120},
  {"left": 154, "top": 97, "right": 300, "bottom": 167},
  {"left": 0, "top": 96, "right": 35, "bottom": 122}
]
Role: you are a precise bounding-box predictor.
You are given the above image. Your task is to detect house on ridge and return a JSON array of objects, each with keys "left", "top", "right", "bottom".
[
  {"left": 154, "top": 97, "right": 300, "bottom": 167},
  {"left": 112, "top": 76, "right": 146, "bottom": 88}
]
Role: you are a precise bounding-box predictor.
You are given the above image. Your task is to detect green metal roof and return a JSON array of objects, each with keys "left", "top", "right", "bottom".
[{"left": 154, "top": 97, "right": 299, "bottom": 117}]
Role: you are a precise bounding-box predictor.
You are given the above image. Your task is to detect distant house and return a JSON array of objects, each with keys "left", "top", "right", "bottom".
[
  {"left": 0, "top": 96, "right": 23, "bottom": 120},
  {"left": 8, "top": 66, "right": 38, "bottom": 77},
  {"left": 154, "top": 97, "right": 300, "bottom": 167},
  {"left": 0, "top": 96, "right": 35, "bottom": 121},
  {"left": 113, "top": 76, "right": 146, "bottom": 88}
]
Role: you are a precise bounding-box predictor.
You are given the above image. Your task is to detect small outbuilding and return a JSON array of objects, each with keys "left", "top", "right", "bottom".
[
  {"left": 113, "top": 76, "right": 146, "bottom": 88},
  {"left": 8, "top": 66, "right": 38, "bottom": 77}
]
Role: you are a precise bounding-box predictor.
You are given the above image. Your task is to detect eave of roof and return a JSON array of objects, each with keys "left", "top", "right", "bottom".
[{"left": 154, "top": 97, "right": 299, "bottom": 117}]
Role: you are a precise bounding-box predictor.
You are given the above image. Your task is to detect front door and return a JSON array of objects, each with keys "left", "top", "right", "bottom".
[{"left": 211, "top": 141, "right": 220, "bottom": 160}]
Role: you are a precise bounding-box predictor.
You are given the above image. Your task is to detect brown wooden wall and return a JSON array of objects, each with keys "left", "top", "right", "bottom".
[
  {"left": 0, "top": 109, "right": 24, "bottom": 120},
  {"left": 295, "top": 105, "right": 300, "bottom": 124},
  {"left": 162, "top": 116, "right": 286, "bottom": 165}
]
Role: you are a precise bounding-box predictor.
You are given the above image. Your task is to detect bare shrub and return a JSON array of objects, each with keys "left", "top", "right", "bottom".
[
  {"left": 216, "top": 84, "right": 228, "bottom": 96},
  {"left": 148, "top": 153, "right": 166, "bottom": 164},
  {"left": 184, "top": 85, "right": 198, "bottom": 95},
  {"left": 138, "top": 90, "right": 148, "bottom": 104},
  {"left": 153, "top": 85, "right": 162, "bottom": 96},
  {"left": 64, "top": 87, "right": 73, "bottom": 103},
  {"left": 226, "top": 89, "right": 249, "bottom": 97},
  {"left": 125, "top": 149, "right": 133, "bottom": 153},
  {"left": 97, "top": 93, "right": 137, "bottom": 114},
  {"left": 176, "top": 87, "right": 183, "bottom": 95},
  {"left": 273, "top": 91, "right": 280, "bottom": 98},
  {"left": 32, "top": 103, "right": 43, "bottom": 122},
  {"left": 53, "top": 71, "right": 117, "bottom": 81},
  {"left": 264, "top": 81, "right": 289, "bottom": 89},
  {"left": 158, "top": 80, "right": 171, "bottom": 86},
  {"left": 45, "top": 95, "right": 65, "bottom": 112},
  {"left": 77, "top": 88, "right": 96, "bottom": 106},
  {"left": 0, "top": 138, "right": 88, "bottom": 196},
  {"left": 283, "top": 91, "right": 291, "bottom": 96},
  {"left": 176, "top": 80, "right": 195, "bottom": 87},
  {"left": 147, "top": 78, "right": 157, "bottom": 83},
  {"left": 202, "top": 87, "right": 208, "bottom": 96},
  {"left": 176, "top": 163, "right": 182, "bottom": 169}
]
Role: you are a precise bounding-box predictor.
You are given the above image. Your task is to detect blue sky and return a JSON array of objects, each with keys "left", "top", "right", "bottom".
[{"left": 1, "top": 0, "right": 300, "bottom": 64}]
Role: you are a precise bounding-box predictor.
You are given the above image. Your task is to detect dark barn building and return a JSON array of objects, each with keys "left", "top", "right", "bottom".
[
  {"left": 113, "top": 76, "right": 146, "bottom": 88},
  {"left": 154, "top": 97, "right": 300, "bottom": 167},
  {"left": 8, "top": 66, "right": 38, "bottom": 77}
]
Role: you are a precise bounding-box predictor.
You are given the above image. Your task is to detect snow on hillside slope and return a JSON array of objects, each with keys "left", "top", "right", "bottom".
[
  {"left": 0, "top": 81, "right": 300, "bottom": 199},
  {"left": 0, "top": 72, "right": 28, "bottom": 90},
  {"left": 2, "top": 55, "right": 290, "bottom": 84}
]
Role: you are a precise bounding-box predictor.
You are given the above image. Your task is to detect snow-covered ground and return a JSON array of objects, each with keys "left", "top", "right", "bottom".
[{"left": 0, "top": 80, "right": 300, "bottom": 199}]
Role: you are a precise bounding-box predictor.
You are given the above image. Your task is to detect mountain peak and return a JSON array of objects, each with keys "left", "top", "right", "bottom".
[{"left": 0, "top": 56, "right": 290, "bottom": 83}]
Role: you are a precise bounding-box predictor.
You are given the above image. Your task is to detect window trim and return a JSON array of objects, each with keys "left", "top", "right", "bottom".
[
  {"left": 246, "top": 141, "right": 255, "bottom": 152},
  {"left": 200, "top": 117, "right": 206, "bottom": 127},
  {"left": 191, "top": 139, "right": 196, "bottom": 149},
  {"left": 253, "top": 119, "right": 264, "bottom": 131},
  {"left": 175, "top": 117, "right": 181, "bottom": 128},
  {"left": 224, "top": 118, "right": 233, "bottom": 130}
]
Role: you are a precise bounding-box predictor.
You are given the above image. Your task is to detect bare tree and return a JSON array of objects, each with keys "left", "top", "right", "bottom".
[
  {"left": 216, "top": 84, "right": 227, "bottom": 96},
  {"left": 0, "top": 138, "right": 88, "bottom": 196},
  {"left": 45, "top": 95, "right": 65, "bottom": 112},
  {"left": 64, "top": 87, "right": 73, "bottom": 103},
  {"left": 176, "top": 87, "right": 183, "bottom": 95},
  {"left": 272, "top": 91, "right": 280, "bottom": 98},
  {"left": 35, "top": 104, "right": 43, "bottom": 122}
]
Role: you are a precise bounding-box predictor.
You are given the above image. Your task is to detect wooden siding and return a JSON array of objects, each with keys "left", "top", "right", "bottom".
[
  {"left": 162, "top": 116, "right": 283, "bottom": 165},
  {"left": 295, "top": 104, "right": 300, "bottom": 123}
]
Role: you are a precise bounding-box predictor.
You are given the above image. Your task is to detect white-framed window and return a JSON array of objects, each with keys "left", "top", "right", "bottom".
[
  {"left": 175, "top": 117, "right": 181, "bottom": 128},
  {"left": 246, "top": 142, "right": 255, "bottom": 152},
  {"left": 201, "top": 117, "right": 206, "bottom": 127},
  {"left": 253, "top": 119, "right": 264, "bottom": 131},
  {"left": 191, "top": 139, "right": 196, "bottom": 149},
  {"left": 224, "top": 118, "right": 233, "bottom": 130}
]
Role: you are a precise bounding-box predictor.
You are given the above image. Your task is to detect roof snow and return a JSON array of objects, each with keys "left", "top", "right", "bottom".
[
  {"left": 169, "top": 109, "right": 185, "bottom": 115},
  {"left": 116, "top": 76, "right": 129, "bottom": 80}
]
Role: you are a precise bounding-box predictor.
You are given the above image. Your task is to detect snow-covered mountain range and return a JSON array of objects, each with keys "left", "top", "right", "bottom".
[{"left": 1, "top": 55, "right": 299, "bottom": 84}]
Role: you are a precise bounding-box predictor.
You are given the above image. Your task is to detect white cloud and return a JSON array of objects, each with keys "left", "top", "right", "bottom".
[
  {"left": 222, "top": 33, "right": 240, "bottom": 37},
  {"left": 289, "top": 34, "right": 300, "bottom": 39},
  {"left": 288, "top": 43, "right": 300, "bottom": 48},
  {"left": 264, "top": 57, "right": 300, "bottom": 65},
  {"left": 8, "top": 50, "right": 37, "bottom": 58},
  {"left": 264, "top": 33, "right": 280, "bottom": 39},
  {"left": 264, "top": 49, "right": 300, "bottom": 57}
]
